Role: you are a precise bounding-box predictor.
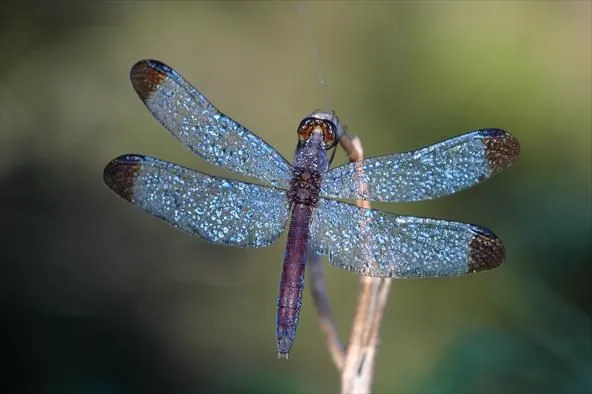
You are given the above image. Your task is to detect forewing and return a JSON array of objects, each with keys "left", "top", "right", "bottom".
[
  {"left": 130, "top": 59, "right": 292, "bottom": 188},
  {"left": 103, "top": 154, "right": 290, "bottom": 247},
  {"left": 321, "top": 129, "right": 520, "bottom": 202},
  {"left": 310, "top": 198, "right": 504, "bottom": 278}
]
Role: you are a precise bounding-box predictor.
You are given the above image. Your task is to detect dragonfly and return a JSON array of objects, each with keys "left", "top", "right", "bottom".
[{"left": 103, "top": 59, "right": 520, "bottom": 358}]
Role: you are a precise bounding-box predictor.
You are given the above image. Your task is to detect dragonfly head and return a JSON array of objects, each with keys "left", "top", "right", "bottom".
[{"left": 296, "top": 110, "right": 343, "bottom": 150}]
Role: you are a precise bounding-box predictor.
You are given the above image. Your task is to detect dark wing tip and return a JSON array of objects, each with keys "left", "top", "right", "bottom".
[
  {"left": 130, "top": 59, "right": 170, "bottom": 101},
  {"left": 480, "top": 129, "right": 521, "bottom": 176},
  {"left": 103, "top": 154, "right": 145, "bottom": 202},
  {"left": 468, "top": 226, "right": 506, "bottom": 273}
]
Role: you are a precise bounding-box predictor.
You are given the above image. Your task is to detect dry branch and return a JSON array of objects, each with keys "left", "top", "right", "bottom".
[{"left": 308, "top": 131, "right": 392, "bottom": 394}]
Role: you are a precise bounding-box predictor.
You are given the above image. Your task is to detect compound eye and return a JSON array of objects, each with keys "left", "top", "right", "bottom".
[
  {"left": 297, "top": 117, "right": 339, "bottom": 148},
  {"left": 297, "top": 117, "right": 315, "bottom": 142},
  {"left": 321, "top": 121, "right": 338, "bottom": 149}
]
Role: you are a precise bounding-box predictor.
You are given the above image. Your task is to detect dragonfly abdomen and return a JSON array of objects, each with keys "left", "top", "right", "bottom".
[{"left": 276, "top": 203, "right": 311, "bottom": 358}]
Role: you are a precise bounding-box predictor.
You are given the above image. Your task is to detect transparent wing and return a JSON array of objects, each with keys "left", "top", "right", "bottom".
[
  {"left": 310, "top": 198, "right": 504, "bottom": 278},
  {"left": 103, "top": 154, "right": 290, "bottom": 247},
  {"left": 321, "top": 129, "right": 520, "bottom": 202},
  {"left": 130, "top": 59, "right": 292, "bottom": 188}
]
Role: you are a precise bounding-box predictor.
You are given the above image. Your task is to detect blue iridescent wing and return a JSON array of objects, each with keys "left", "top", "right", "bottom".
[
  {"left": 130, "top": 59, "right": 292, "bottom": 188},
  {"left": 320, "top": 129, "right": 520, "bottom": 202},
  {"left": 310, "top": 198, "right": 504, "bottom": 278},
  {"left": 103, "top": 155, "right": 290, "bottom": 247}
]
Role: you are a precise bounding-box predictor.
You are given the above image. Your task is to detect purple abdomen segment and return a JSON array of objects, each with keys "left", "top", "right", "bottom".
[{"left": 276, "top": 204, "right": 311, "bottom": 358}]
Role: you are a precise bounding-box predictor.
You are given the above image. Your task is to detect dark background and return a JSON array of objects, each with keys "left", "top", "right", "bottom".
[{"left": 1, "top": 1, "right": 590, "bottom": 393}]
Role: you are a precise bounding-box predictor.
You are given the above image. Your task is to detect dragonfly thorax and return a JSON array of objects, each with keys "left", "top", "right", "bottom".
[{"left": 287, "top": 168, "right": 322, "bottom": 206}]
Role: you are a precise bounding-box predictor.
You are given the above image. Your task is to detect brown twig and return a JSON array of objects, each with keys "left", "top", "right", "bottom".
[
  {"left": 308, "top": 131, "right": 392, "bottom": 394},
  {"left": 308, "top": 252, "right": 345, "bottom": 370}
]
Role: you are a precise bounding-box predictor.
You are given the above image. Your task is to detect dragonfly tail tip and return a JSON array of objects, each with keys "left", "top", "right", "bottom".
[
  {"left": 277, "top": 334, "right": 293, "bottom": 359},
  {"left": 277, "top": 352, "right": 289, "bottom": 359}
]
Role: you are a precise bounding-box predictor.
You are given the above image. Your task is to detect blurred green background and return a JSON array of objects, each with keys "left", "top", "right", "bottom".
[{"left": 1, "top": 1, "right": 590, "bottom": 393}]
